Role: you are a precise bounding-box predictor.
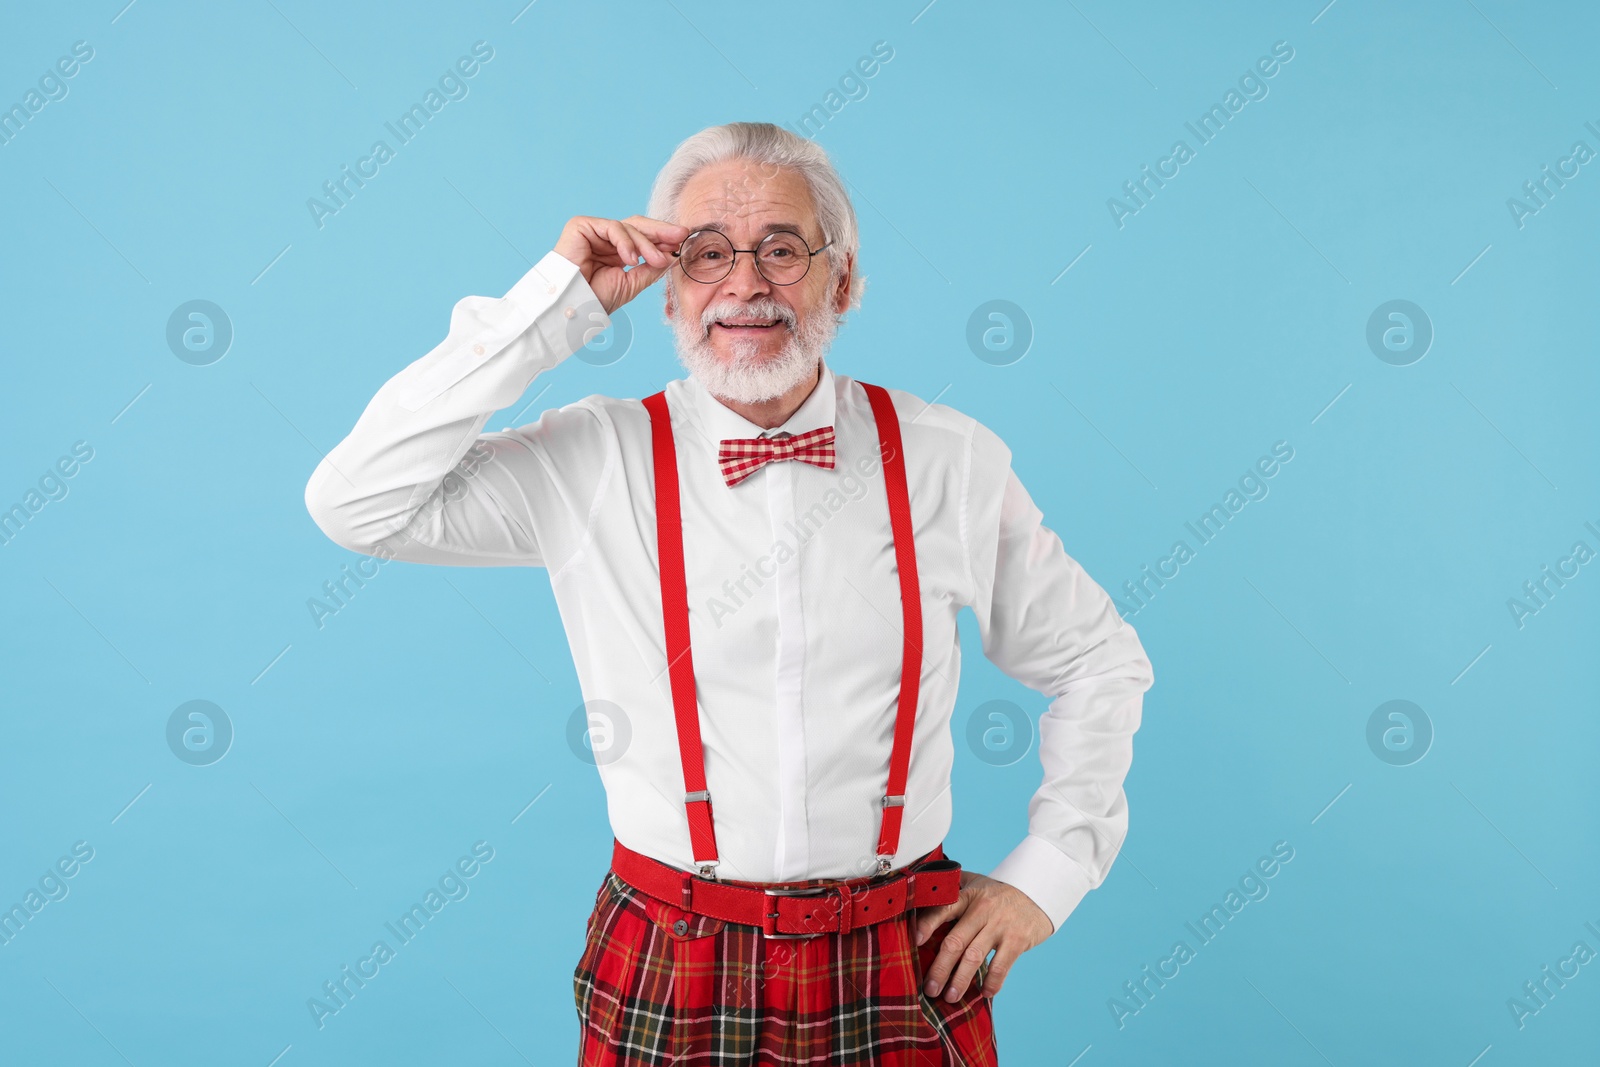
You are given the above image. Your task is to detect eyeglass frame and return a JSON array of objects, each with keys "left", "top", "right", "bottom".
[{"left": 671, "top": 229, "right": 835, "bottom": 286}]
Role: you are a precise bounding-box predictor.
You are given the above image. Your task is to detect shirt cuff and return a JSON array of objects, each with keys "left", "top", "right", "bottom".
[
  {"left": 986, "top": 833, "right": 1097, "bottom": 936},
  {"left": 507, "top": 249, "right": 611, "bottom": 359}
]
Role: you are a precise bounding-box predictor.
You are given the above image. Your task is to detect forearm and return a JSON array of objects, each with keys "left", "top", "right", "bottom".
[
  {"left": 304, "top": 250, "right": 602, "bottom": 562},
  {"left": 987, "top": 618, "right": 1152, "bottom": 933}
]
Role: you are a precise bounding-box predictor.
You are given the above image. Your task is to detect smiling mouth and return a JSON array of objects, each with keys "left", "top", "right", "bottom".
[{"left": 713, "top": 319, "right": 784, "bottom": 333}]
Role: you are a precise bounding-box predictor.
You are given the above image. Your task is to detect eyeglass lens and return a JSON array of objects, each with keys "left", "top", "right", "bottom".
[{"left": 678, "top": 231, "right": 815, "bottom": 285}]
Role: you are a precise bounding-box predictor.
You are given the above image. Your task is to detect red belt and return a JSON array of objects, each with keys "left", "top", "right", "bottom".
[{"left": 610, "top": 838, "right": 963, "bottom": 939}]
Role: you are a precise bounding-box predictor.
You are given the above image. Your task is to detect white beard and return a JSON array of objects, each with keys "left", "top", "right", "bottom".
[{"left": 668, "top": 286, "right": 839, "bottom": 405}]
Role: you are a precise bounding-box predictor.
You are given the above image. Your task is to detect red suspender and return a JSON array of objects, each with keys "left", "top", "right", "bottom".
[
  {"left": 642, "top": 380, "right": 922, "bottom": 879},
  {"left": 642, "top": 391, "right": 720, "bottom": 875},
  {"left": 859, "top": 381, "right": 923, "bottom": 872}
]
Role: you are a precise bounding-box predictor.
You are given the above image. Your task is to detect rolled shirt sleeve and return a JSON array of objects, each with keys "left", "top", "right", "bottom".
[
  {"left": 964, "top": 425, "right": 1155, "bottom": 935},
  {"left": 303, "top": 250, "right": 613, "bottom": 571}
]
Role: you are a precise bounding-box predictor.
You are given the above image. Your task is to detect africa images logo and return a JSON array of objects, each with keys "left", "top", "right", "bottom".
[
  {"left": 306, "top": 842, "right": 495, "bottom": 1029},
  {"left": 1106, "top": 40, "right": 1295, "bottom": 229},
  {"left": 305, "top": 41, "right": 495, "bottom": 229}
]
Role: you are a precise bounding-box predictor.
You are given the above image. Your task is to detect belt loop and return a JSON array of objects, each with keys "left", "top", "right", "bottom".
[{"left": 680, "top": 869, "right": 694, "bottom": 911}]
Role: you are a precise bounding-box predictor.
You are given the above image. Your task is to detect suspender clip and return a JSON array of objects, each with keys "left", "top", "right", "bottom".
[{"left": 881, "top": 794, "right": 905, "bottom": 808}]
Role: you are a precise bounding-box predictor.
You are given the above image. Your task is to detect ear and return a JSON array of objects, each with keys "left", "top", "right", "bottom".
[{"left": 831, "top": 252, "right": 854, "bottom": 315}]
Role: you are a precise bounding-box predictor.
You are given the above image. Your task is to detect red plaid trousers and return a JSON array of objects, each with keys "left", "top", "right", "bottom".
[{"left": 572, "top": 852, "right": 1000, "bottom": 1065}]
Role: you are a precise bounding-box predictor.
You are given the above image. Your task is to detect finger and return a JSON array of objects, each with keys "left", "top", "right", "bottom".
[
  {"left": 913, "top": 899, "right": 963, "bottom": 947},
  {"left": 922, "top": 912, "right": 984, "bottom": 996},
  {"left": 622, "top": 221, "right": 677, "bottom": 271},
  {"left": 602, "top": 220, "right": 644, "bottom": 271},
  {"left": 980, "top": 941, "right": 1016, "bottom": 998},
  {"left": 585, "top": 218, "right": 638, "bottom": 273},
  {"left": 618, "top": 222, "right": 669, "bottom": 269},
  {"left": 618, "top": 232, "right": 668, "bottom": 276},
  {"left": 577, "top": 219, "right": 630, "bottom": 266},
  {"left": 941, "top": 928, "right": 996, "bottom": 1003},
  {"left": 624, "top": 215, "right": 691, "bottom": 249},
  {"left": 584, "top": 217, "right": 678, "bottom": 272}
]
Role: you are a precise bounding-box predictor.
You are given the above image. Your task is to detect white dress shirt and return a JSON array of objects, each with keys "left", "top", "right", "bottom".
[{"left": 303, "top": 249, "right": 1154, "bottom": 934}]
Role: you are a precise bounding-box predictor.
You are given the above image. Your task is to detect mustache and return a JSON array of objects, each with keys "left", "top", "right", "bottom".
[{"left": 698, "top": 297, "right": 797, "bottom": 333}]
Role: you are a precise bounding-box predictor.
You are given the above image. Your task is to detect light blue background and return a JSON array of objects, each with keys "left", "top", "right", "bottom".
[{"left": 2, "top": 1, "right": 1596, "bottom": 1064}]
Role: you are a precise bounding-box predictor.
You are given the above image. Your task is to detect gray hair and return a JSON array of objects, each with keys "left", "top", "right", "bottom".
[{"left": 647, "top": 122, "right": 864, "bottom": 312}]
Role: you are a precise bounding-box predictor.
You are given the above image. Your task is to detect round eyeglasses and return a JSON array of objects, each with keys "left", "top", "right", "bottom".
[{"left": 672, "top": 229, "right": 834, "bottom": 286}]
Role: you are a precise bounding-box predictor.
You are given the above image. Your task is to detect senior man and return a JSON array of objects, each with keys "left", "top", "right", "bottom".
[{"left": 305, "top": 121, "right": 1153, "bottom": 1065}]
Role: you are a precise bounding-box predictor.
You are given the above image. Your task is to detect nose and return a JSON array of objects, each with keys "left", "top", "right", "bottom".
[{"left": 719, "top": 247, "right": 772, "bottom": 301}]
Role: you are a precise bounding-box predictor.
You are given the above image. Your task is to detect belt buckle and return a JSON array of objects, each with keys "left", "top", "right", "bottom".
[{"left": 762, "top": 884, "right": 838, "bottom": 939}]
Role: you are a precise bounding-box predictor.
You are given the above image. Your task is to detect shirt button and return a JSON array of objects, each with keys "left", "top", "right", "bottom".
[
  {"left": 472, "top": 344, "right": 485, "bottom": 355},
  {"left": 547, "top": 285, "right": 557, "bottom": 294},
  {"left": 564, "top": 306, "right": 576, "bottom": 318},
  {"left": 672, "top": 919, "right": 688, "bottom": 936}
]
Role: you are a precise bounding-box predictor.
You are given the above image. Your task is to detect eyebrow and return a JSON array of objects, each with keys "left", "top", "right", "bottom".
[{"left": 689, "top": 221, "right": 811, "bottom": 239}]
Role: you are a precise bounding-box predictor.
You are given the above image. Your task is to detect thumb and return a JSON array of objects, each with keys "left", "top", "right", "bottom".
[
  {"left": 602, "top": 262, "right": 671, "bottom": 314},
  {"left": 624, "top": 261, "right": 671, "bottom": 292},
  {"left": 598, "top": 260, "right": 672, "bottom": 315}
]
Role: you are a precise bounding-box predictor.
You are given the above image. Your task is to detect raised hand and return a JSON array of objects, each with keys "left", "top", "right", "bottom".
[{"left": 553, "top": 214, "right": 690, "bottom": 315}]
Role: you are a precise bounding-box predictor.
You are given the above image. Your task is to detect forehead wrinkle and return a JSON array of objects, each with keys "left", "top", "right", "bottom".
[
  {"left": 680, "top": 187, "right": 821, "bottom": 243},
  {"left": 684, "top": 191, "right": 805, "bottom": 220},
  {"left": 677, "top": 165, "right": 819, "bottom": 235}
]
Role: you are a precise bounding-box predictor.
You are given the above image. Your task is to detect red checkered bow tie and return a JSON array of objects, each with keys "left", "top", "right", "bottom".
[{"left": 718, "top": 425, "right": 836, "bottom": 487}]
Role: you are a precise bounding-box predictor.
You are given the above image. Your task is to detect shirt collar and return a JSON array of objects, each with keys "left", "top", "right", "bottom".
[{"left": 687, "top": 359, "right": 837, "bottom": 443}]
